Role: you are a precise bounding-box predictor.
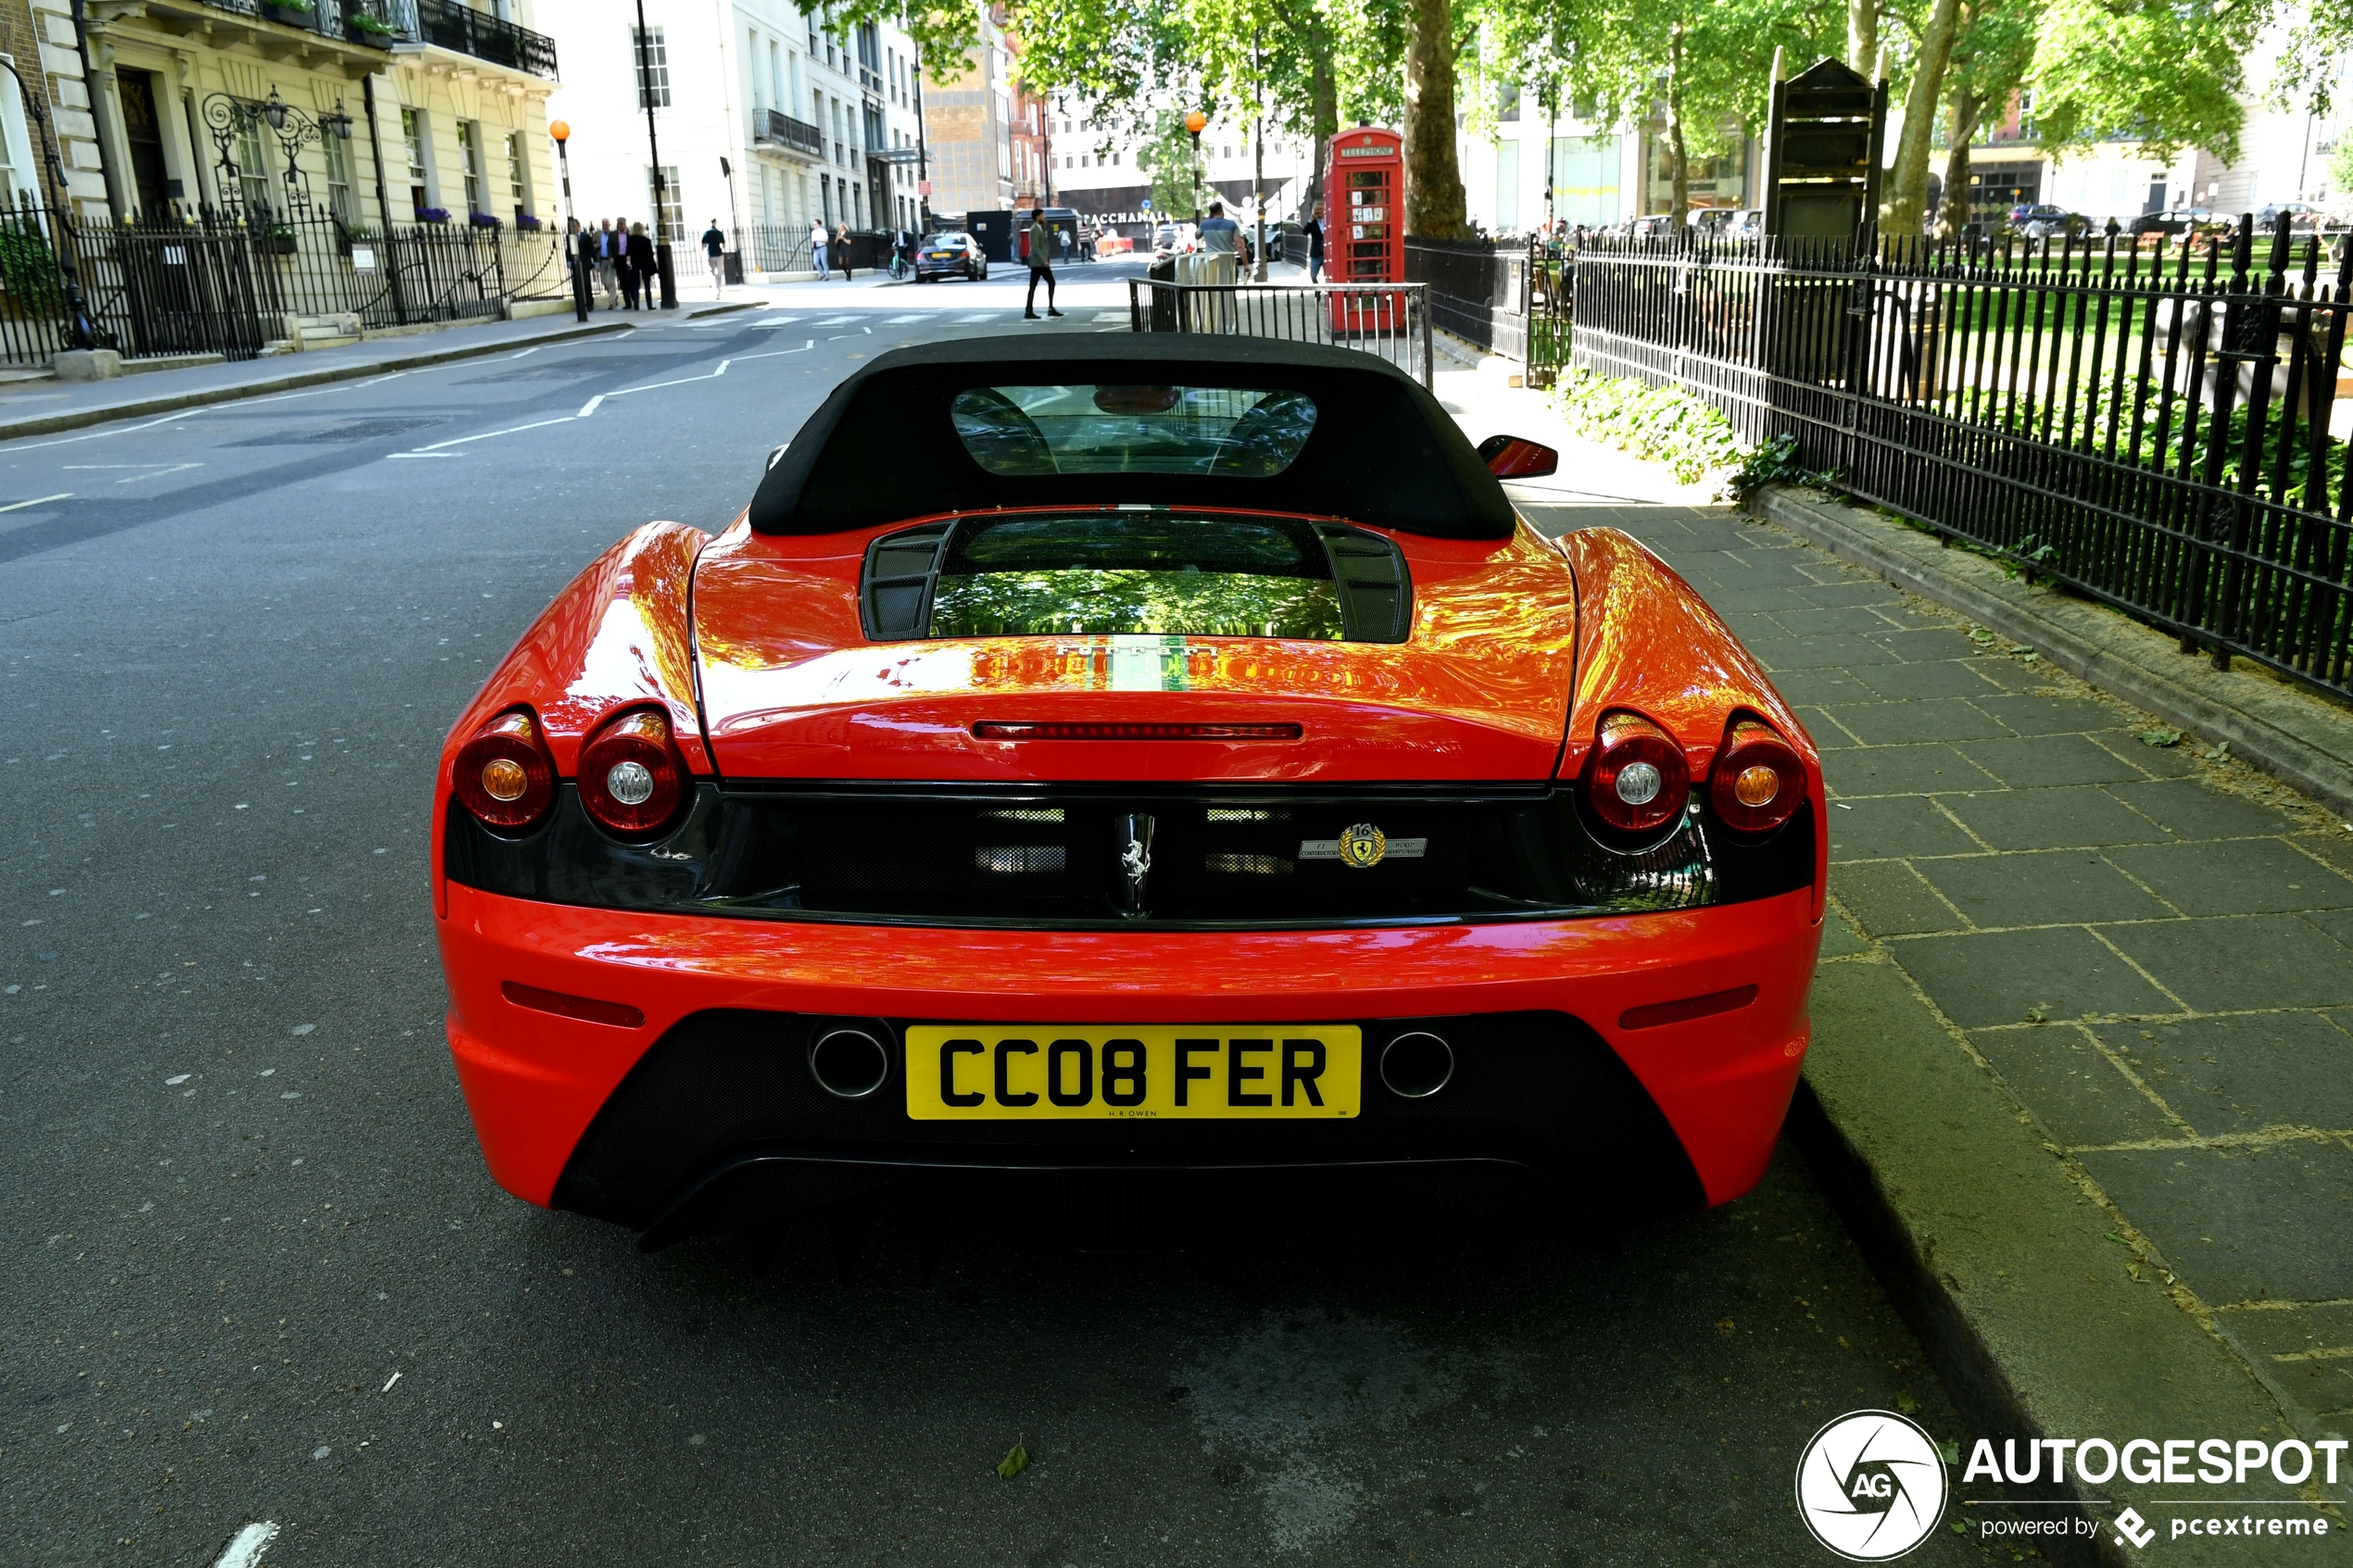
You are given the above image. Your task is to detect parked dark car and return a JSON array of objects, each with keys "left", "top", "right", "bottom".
[
  {"left": 2255, "top": 202, "right": 2320, "bottom": 232},
  {"left": 2012, "top": 204, "right": 2085, "bottom": 240}
]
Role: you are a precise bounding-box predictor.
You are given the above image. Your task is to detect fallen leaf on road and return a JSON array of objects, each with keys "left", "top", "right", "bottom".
[
  {"left": 2138, "top": 728, "right": 2183, "bottom": 748},
  {"left": 1714, "top": 1318, "right": 1735, "bottom": 1335},
  {"left": 997, "top": 1442, "right": 1029, "bottom": 1479}
]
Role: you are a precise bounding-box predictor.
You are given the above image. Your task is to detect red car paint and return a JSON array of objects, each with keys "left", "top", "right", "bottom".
[{"left": 434, "top": 508, "right": 1826, "bottom": 1215}]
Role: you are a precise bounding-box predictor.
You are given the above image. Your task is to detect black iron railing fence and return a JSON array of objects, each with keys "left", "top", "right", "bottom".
[
  {"left": 1128, "top": 275, "right": 1435, "bottom": 389},
  {"left": 1571, "top": 219, "right": 2353, "bottom": 699},
  {"left": 1404, "top": 237, "right": 1529, "bottom": 361},
  {"left": 0, "top": 198, "right": 563, "bottom": 366}
]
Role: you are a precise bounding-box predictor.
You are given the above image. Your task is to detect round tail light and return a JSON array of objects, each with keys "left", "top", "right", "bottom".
[
  {"left": 1708, "top": 718, "right": 1806, "bottom": 834},
  {"left": 578, "top": 708, "right": 688, "bottom": 836},
  {"left": 453, "top": 709, "right": 555, "bottom": 830},
  {"left": 1584, "top": 710, "right": 1690, "bottom": 836}
]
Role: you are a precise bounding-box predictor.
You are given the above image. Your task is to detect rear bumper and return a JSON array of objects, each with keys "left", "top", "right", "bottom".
[{"left": 436, "top": 882, "right": 1821, "bottom": 1223}]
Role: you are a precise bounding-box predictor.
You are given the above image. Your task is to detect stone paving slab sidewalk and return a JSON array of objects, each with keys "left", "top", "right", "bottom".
[
  {"left": 0, "top": 298, "right": 769, "bottom": 445},
  {"left": 1437, "top": 366, "right": 2353, "bottom": 1558}
]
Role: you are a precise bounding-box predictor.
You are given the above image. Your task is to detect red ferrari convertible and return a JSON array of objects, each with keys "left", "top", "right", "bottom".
[{"left": 433, "top": 336, "right": 1825, "bottom": 1248}]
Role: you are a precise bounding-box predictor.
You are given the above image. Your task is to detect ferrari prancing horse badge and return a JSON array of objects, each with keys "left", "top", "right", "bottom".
[{"left": 1338, "top": 823, "right": 1387, "bottom": 868}]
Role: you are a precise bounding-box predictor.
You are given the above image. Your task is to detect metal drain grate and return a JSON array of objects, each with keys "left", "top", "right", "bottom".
[{"left": 232, "top": 417, "right": 447, "bottom": 445}]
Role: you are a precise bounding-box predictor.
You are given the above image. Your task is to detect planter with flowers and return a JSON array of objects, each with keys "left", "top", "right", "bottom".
[
  {"left": 413, "top": 207, "right": 450, "bottom": 224},
  {"left": 468, "top": 212, "right": 501, "bottom": 230},
  {"left": 514, "top": 213, "right": 542, "bottom": 232}
]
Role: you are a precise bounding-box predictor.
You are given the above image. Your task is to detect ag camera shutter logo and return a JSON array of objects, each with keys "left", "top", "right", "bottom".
[{"left": 1795, "top": 1410, "right": 1950, "bottom": 1561}]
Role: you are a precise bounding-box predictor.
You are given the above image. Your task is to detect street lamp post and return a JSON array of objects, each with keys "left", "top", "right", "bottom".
[
  {"left": 1184, "top": 109, "right": 1207, "bottom": 225},
  {"left": 632, "top": 0, "right": 678, "bottom": 308},
  {"left": 551, "top": 119, "right": 589, "bottom": 323}
]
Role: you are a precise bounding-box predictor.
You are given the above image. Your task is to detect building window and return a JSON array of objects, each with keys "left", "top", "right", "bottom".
[
  {"left": 505, "top": 131, "right": 529, "bottom": 221},
  {"left": 233, "top": 117, "right": 272, "bottom": 214},
  {"left": 648, "top": 163, "right": 681, "bottom": 241},
  {"left": 401, "top": 106, "right": 430, "bottom": 215},
  {"left": 633, "top": 26, "right": 671, "bottom": 109},
  {"left": 324, "top": 128, "right": 356, "bottom": 224},
  {"left": 770, "top": 41, "right": 783, "bottom": 107},
  {"left": 456, "top": 120, "right": 484, "bottom": 215}
]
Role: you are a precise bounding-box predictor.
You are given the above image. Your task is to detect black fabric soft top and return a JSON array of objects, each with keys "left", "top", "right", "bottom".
[{"left": 747, "top": 334, "right": 1516, "bottom": 541}]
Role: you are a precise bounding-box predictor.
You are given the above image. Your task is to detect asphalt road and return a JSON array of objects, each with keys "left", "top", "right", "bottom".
[{"left": 3, "top": 261, "right": 2017, "bottom": 1566}]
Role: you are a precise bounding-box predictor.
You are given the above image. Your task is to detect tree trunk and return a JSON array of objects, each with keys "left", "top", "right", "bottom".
[
  {"left": 1666, "top": 25, "right": 1689, "bottom": 224},
  {"left": 1881, "top": 0, "right": 1961, "bottom": 236},
  {"left": 1936, "top": 92, "right": 1980, "bottom": 241},
  {"left": 1403, "top": 0, "right": 1466, "bottom": 238},
  {"left": 1309, "top": 16, "right": 1336, "bottom": 220},
  {"left": 1847, "top": 0, "right": 1878, "bottom": 75}
]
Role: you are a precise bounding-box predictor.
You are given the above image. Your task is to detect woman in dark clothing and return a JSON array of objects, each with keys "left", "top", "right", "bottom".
[{"left": 623, "top": 222, "right": 656, "bottom": 309}]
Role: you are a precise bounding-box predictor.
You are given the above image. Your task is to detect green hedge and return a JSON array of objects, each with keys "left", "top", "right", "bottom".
[
  {"left": 1547, "top": 368, "right": 1746, "bottom": 486},
  {"left": 1547, "top": 368, "right": 1835, "bottom": 498}
]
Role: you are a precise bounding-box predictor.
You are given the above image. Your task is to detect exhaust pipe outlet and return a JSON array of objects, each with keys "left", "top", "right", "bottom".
[
  {"left": 1378, "top": 1031, "right": 1453, "bottom": 1098},
  {"left": 809, "top": 1026, "right": 890, "bottom": 1098}
]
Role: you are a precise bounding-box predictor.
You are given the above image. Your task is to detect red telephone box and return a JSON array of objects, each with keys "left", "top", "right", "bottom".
[{"left": 1325, "top": 127, "right": 1403, "bottom": 332}]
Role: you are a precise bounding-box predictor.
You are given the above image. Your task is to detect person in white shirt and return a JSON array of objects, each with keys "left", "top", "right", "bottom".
[{"left": 810, "top": 219, "right": 829, "bottom": 282}]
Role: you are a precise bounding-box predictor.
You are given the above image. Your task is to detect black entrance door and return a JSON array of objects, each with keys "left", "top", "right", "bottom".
[{"left": 118, "top": 69, "right": 175, "bottom": 219}]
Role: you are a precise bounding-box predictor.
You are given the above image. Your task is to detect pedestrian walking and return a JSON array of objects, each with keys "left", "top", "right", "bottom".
[
  {"left": 810, "top": 218, "right": 829, "bottom": 281},
  {"left": 700, "top": 218, "right": 727, "bottom": 297},
  {"left": 1023, "top": 207, "right": 1062, "bottom": 320},
  {"left": 623, "top": 221, "right": 656, "bottom": 309},
  {"left": 835, "top": 224, "right": 855, "bottom": 282},
  {"left": 1304, "top": 202, "right": 1325, "bottom": 284},
  {"left": 598, "top": 219, "right": 622, "bottom": 307},
  {"left": 1198, "top": 200, "right": 1240, "bottom": 270}
]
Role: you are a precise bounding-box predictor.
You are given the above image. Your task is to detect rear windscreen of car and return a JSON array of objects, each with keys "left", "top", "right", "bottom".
[
  {"left": 950, "top": 384, "right": 1316, "bottom": 479},
  {"left": 927, "top": 512, "right": 1342, "bottom": 639}
]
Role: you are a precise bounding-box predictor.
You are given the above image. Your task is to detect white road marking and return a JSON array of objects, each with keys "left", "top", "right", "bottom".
[
  {"left": 1092, "top": 311, "right": 1131, "bottom": 322},
  {"left": 4, "top": 408, "right": 208, "bottom": 450},
  {"left": 727, "top": 344, "right": 814, "bottom": 362},
  {"left": 57, "top": 461, "right": 203, "bottom": 483},
  {"left": 0, "top": 492, "right": 71, "bottom": 511},
  {"left": 509, "top": 345, "right": 543, "bottom": 358},
  {"left": 956, "top": 313, "right": 999, "bottom": 322},
  {"left": 811, "top": 315, "right": 858, "bottom": 325},
  {"left": 576, "top": 395, "right": 605, "bottom": 418},
  {"left": 751, "top": 316, "right": 799, "bottom": 326},
  {"left": 210, "top": 1521, "right": 280, "bottom": 1568},
  {"left": 409, "top": 415, "right": 581, "bottom": 452},
  {"left": 384, "top": 452, "right": 458, "bottom": 458},
  {"left": 884, "top": 313, "right": 925, "bottom": 322},
  {"left": 608, "top": 359, "right": 730, "bottom": 397}
]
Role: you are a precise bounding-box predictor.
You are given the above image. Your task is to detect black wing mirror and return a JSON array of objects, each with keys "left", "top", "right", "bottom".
[{"left": 1478, "top": 433, "right": 1558, "bottom": 478}]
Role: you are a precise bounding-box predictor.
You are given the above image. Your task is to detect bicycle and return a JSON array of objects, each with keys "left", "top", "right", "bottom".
[{"left": 887, "top": 250, "right": 912, "bottom": 282}]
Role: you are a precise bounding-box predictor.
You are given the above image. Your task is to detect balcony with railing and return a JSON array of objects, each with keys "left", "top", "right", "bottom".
[
  {"left": 384, "top": 0, "right": 559, "bottom": 79},
  {"left": 165, "top": 0, "right": 398, "bottom": 51},
  {"left": 755, "top": 110, "right": 825, "bottom": 160}
]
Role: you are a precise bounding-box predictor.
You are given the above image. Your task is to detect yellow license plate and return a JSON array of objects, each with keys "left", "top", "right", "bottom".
[{"left": 904, "top": 1025, "right": 1361, "bottom": 1121}]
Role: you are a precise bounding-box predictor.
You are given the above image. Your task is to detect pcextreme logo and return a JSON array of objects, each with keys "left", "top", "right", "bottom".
[{"left": 1795, "top": 1410, "right": 1951, "bottom": 1561}]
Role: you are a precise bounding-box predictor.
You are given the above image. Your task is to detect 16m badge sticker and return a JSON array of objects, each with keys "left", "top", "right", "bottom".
[{"left": 1795, "top": 1410, "right": 1950, "bottom": 1561}]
